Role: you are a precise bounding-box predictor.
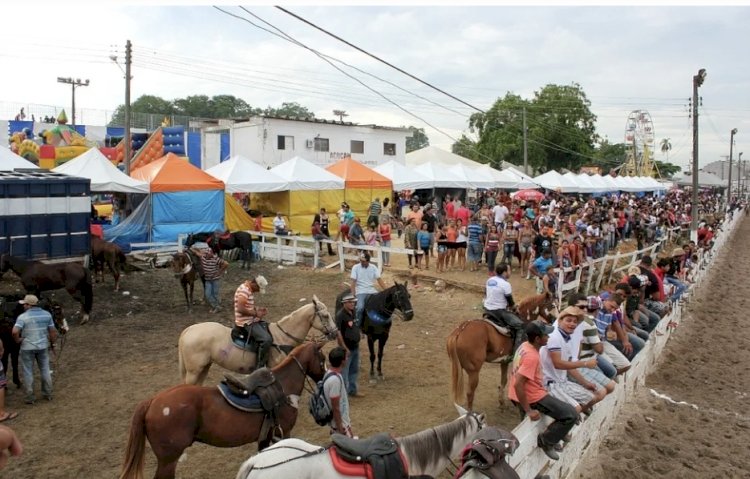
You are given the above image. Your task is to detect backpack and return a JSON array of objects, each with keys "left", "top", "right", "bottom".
[{"left": 308, "top": 372, "right": 337, "bottom": 426}]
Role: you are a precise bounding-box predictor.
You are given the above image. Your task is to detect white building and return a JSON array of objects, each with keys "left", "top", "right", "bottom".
[{"left": 197, "top": 116, "right": 411, "bottom": 170}]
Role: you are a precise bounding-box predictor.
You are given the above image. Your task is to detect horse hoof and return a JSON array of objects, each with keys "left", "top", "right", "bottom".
[
  {"left": 80, "top": 315, "right": 89, "bottom": 325},
  {"left": 378, "top": 374, "right": 385, "bottom": 381}
]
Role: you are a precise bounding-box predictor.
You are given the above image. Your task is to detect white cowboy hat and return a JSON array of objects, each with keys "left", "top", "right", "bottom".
[{"left": 255, "top": 275, "right": 268, "bottom": 294}]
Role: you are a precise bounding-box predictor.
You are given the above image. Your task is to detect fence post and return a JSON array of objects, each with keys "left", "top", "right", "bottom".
[
  {"left": 338, "top": 241, "right": 345, "bottom": 273},
  {"left": 276, "top": 235, "right": 282, "bottom": 263},
  {"left": 313, "top": 240, "right": 320, "bottom": 269}
]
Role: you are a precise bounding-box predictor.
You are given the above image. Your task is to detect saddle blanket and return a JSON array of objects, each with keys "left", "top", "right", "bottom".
[
  {"left": 367, "top": 309, "right": 392, "bottom": 326},
  {"left": 217, "top": 383, "right": 263, "bottom": 412},
  {"left": 328, "top": 447, "right": 408, "bottom": 479},
  {"left": 478, "top": 318, "right": 510, "bottom": 336}
]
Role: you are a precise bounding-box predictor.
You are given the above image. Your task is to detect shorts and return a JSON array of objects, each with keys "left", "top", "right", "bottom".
[
  {"left": 421, "top": 246, "right": 430, "bottom": 255},
  {"left": 455, "top": 241, "right": 467, "bottom": 249},
  {"left": 438, "top": 245, "right": 447, "bottom": 254},
  {"left": 547, "top": 379, "right": 595, "bottom": 407},
  {"left": 519, "top": 243, "right": 532, "bottom": 255},
  {"left": 571, "top": 365, "right": 611, "bottom": 389},
  {"left": 447, "top": 242, "right": 459, "bottom": 250},
  {"left": 601, "top": 341, "right": 631, "bottom": 369},
  {"left": 467, "top": 243, "right": 483, "bottom": 261}
]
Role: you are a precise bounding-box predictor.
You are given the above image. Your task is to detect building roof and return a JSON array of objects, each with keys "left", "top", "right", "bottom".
[
  {"left": 131, "top": 153, "right": 224, "bottom": 192},
  {"left": 193, "top": 115, "right": 411, "bottom": 132}
]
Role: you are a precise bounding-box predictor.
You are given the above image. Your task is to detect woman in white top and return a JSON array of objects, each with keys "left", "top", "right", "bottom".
[{"left": 455, "top": 218, "right": 468, "bottom": 272}]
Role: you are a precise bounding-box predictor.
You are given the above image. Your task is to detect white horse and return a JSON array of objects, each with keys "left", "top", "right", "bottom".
[
  {"left": 178, "top": 296, "right": 337, "bottom": 385},
  {"left": 235, "top": 405, "right": 486, "bottom": 479}
]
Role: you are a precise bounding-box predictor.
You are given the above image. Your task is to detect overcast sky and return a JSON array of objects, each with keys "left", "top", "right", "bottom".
[{"left": 1, "top": 4, "right": 748, "bottom": 172}]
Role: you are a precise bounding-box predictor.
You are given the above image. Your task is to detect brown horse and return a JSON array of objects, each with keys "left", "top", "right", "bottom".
[
  {"left": 0, "top": 254, "right": 92, "bottom": 324},
  {"left": 119, "top": 341, "right": 326, "bottom": 479},
  {"left": 170, "top": 251, "right": 203, "bottom": 312},
  {"left": 91, "top": 237, "right": 127, "bottom": 292},
  {"left": 516, "top": 292, "right": 558, "bottom": 323}
]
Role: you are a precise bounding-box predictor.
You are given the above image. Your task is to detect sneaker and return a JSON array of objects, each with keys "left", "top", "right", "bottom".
[{"left": 537, "top": 435, "right": 560, "bottom": 460}]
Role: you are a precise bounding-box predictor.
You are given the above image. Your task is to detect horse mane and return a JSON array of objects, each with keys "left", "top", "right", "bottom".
[
  {"left": 366, "top": 284, "right": 397, "bottom": 313},
  {"left": 271, "top": 342, "right": 313, "bottom": 371},
  {"left": 276, "top": 302, "right": 314, "bottom": 326},
  {"left": 396, "top": 414, "right": 477, "bottom": 472}
]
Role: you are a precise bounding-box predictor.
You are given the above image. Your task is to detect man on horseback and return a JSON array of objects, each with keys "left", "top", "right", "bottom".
[
  {"left": 350, "top": 252, "right": 387, "bottom": 326},
  {"left": 484, "top": 264, "right": 525, "bottom": 355},
  {"left": 233, "top": 276, "right": 272, "bottom": 369}
]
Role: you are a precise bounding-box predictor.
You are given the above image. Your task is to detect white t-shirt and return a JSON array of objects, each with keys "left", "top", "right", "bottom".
[
  {"left": 492, "top": 204, "right": 509, "bottom": 224},
  {"left": 484, "top": 275, "right": 512, "bottom": 310},
  {"left": 273, "top": 216, "right": 286, "bottom": 231},
  {"left": 322, "top": 371, "right": 350, "bottom": 429},
  {"left": 350, "top": 264, "right": 381, "bottom": 295},
  {"left": 540, "top": 327, "right": 575, "bottom": 384}
]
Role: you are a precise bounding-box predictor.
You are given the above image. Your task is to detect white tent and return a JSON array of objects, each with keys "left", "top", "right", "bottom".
[
  {"left": 599, "top": 174, "right": 620, "bottom": 192},
  {"left": 0, "top": 147, "right": 39, "bottom": 170},
  {"left": 52, "top": 148, "right": 148, "bottom": 193},
  {"left": 586, "top": 174, "right": 611, "bottom": 193},
  {"left": 473, "top": 164, "right": 521, "bottom": 189},
  {"left": 405, "top": 145, "right": 485, "bottom": 169},
  {"left": 533, "top": 170, "right": 579, "bottom": 193},
  {"left": 270, "top": 156, "right": 345, "bottom": 191},
  {"left": 448, "top": 163, "right": 496, "bottom": 189},
  {"left": 503, "top": 166, "right": 539, "bottom": 189},
  {"left": 374, "top": 160, "right": 432, "bottom": 190},
  {"left": 643, "top": 177, "right": 667, "bottom": 191},
  {"left": 562, "top": 172, "right": 594, "bottom": 193},
  {"left": 206, "top": 155, "right": 289, "bottom": 193},
  {"left": 413, "top": 162, "right": 466, "bottom": 188}
]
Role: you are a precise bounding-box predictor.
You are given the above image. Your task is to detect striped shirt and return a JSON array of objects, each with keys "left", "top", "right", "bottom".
[
  {"left": 200, "top": 254, "right": 224, "bottom": 280},
  {"left": 467, "top": 223, "right": 483, "bottom": 245},
  {"left": 234, "top": 283, "right": 258, "bottom": 327},
  {"left": 594, "top": 310, "right": 615, "bottom": 340},
  {"left": 14, "top": 307, "right": 56, "bottom": 351},
  {"left": 578, "top": 316, "right": 601, "bottom": 359},
  {"left": 369, "top": 200, "right": 382, "bottom": 217}
]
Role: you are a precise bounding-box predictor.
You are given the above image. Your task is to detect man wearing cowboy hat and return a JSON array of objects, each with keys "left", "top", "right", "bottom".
[
  {"left": 336, "top": 294, "right": 364, "bottom": 397},
  {"left": 233, "top": 276, "right": 272, "bottom": 369},
  {"left": 12, "top": 295, "right": 58, "bottom": 405}
]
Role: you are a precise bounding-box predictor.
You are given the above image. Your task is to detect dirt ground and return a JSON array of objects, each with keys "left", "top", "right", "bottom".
[
  {"left": 0, "top": 250, "right": 532, "bottom": 479},
  {"left": 573, "top": 215, "right": 750, "bottom": 479}
]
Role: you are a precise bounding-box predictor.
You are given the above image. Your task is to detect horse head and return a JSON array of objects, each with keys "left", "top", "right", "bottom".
[
  {"left": 0, "top": 253, "right": 10, "bottom": 275},
  {"left": 171, "top": 252, "right": 192, "bottom": 276},
  {"left": 46, "top": 302, "right": 68, "bottom": 335},
  {"left": 392, "top": 281, "right": 414, "bottom": 321},
  {"left": 310, "top": 296, "right": 338, "bottom": 341},
  {"left": 289, "top": 341, "right": 326, "bottom": 382}
]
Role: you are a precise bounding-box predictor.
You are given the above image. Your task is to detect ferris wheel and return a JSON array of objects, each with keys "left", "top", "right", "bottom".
[{"left": 623, "top": 110, "right": 655, "bottom": 177}]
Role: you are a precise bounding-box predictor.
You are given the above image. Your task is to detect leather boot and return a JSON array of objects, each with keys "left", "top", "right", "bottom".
[{"left": 256, "top": 344, "right": 271, "bottom": 369}]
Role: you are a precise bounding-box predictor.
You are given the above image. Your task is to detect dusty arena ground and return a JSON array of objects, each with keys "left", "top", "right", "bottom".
[
  {"left": 574, "top": 215, "right": 750, "bottom": 479},
  {"left": 1, "top": 251, "right": 532, "bottom": 479}
]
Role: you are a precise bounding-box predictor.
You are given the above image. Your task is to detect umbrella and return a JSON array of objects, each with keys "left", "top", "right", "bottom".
[{"left": 512, "top": 189, "right": 545, "bottom": 202}]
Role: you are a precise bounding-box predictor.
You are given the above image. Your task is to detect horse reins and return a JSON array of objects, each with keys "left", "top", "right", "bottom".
[
  {"left": 277, "top": 305, "right": 335, "bottom": 344},
  {"left": 435, "top": 411, "right": 485, "bottom": 477}
]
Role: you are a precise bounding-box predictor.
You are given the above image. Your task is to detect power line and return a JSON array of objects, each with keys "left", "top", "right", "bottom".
[{"left": 274, "top": 5, "right": 484, "bottom": 113}]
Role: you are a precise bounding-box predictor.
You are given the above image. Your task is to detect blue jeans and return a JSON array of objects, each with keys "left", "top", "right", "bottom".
[
  {"left": 501, "top": 243, "right": 514, "bottom": 265},
  {"left": 204, "top": 279, "right": 220, "bottom": 309},
  {"left": 611, "top": 332, "right": 646, "bottom": 360},
  {"left": 21, "top": 348, "right": 53, "bottom": 401},
  {"left": 596, "top": 355, "right": 617, "bottom": 379},
  {"left": 343, "top": 347, "right": 360, "bottom": 395},
  {"left": 638, "top": 309, "right": 660, "bottom": 332},
  {"left": 665, "top": 276, "right": 687, "bottom": 301},
  {"left": 355, "top": 293, "right": 370, "bottom": 326},
  {"left": 382, "top": 239, "right": 391, "bottom": 265},
  {"left": 485, "top": 250, "right": 498, "bottom": 273}
]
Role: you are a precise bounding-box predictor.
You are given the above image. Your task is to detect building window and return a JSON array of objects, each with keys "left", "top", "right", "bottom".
[
  {"left": 350, "top": 140, "right": 364, "bottom": 154},
  {"left": 384, "top": 143, "right": 396, "bottom": 156},
  {"left": 277, "top": 135, "right": 294, "bottom": 150},
  {"left": 314, "top": 137, "right": 330, "bottom": 152}
]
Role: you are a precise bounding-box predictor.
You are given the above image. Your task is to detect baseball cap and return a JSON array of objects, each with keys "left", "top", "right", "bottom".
[
  {"left": 19, "top": 294, "right": 39, "bottom": 306},
  {"left": 586, "top": 296, "right": 602, "bottom": 311},
  {"left": 525, "top": 319, "right": 554, "bottom": 338},
  {"left": 341, "top": 293, "right": 357, "bottom": 302},
  {"left": 672, "top": 247, "right": 684, "bottom": 257}
]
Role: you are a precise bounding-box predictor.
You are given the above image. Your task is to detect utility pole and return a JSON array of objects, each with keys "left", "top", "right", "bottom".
[
  {"left": 691, "top": 68, "right": 706, "bottom": 235},
  {"left": 740, "top": 152, "right": 745, "bottom": 196},
  {"left": 56, "top": 77, "right": 90, "bottom": 126},
  {"left": 728, "top": 128, "right": 738, "bottom": 202},
  {"left": 124, "top": 40, "right": 133, "bottom": 175},
  {"left": 522, "top": 106, "right": 528, "bottom": 175}
]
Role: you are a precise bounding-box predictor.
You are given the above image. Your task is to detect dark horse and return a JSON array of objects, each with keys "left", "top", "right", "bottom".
[
  {"left": 186, "top": 230, "right": 254, "bottom": 269},
  {"left": 1, "top": 294, "right": 68, "bottom": 388},
  {"left": 118, "top": 341, "right": 326, "bottom": 479},
  {"left": 0, "top": 254, "right": 93, "bottom": 324},
  {"left": 91, "top": 237, "right": 127, "bottom": 292},
  {"left": 170, "top": 251, "right": 204, "bottom": 312},
  {"left": 336, "top": 281, "right": 414, "bottom": 382}
]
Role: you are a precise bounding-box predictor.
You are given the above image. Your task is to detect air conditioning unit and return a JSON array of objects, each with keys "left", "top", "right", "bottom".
[{"left": 305, "top": 139, "right": 314, "bottom": 148}]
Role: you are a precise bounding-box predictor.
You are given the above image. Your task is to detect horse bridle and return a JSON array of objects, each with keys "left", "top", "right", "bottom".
[
  {"left": 276, "top": 303, "right": 336, "bottom": 345},
  {"left": 436, "top": 411, "right": 486, "bottom": 476},
  {"left": 390, "top": 286, "right": 413, "bottom": 317}
]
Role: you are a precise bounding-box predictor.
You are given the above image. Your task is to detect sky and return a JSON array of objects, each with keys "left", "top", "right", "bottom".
[{"left": 1, "top": 3, "right": 749, "bottom": 173}]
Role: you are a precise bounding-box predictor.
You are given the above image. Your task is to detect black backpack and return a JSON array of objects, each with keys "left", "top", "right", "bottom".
[{"left": 308, "top": 372, "right": 338, "bottom": 426}]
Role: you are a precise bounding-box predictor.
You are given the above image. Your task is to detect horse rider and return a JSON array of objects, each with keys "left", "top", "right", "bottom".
[
  {"left": 233, "top": 276, "right": 272, "bottom": 369},
  {"left": 484, "top": 263, "right": 525, "bottom": 355},
  {"left": 350, "top": 252, "right": 387, "bottom": 326}
]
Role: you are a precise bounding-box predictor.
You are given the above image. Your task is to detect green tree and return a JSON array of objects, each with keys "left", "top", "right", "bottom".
[
  {"left": 466, "top": 92, "right": 530, "bottom": 168},
  {"left": 109, "top": 94, "right": 176, "bottom": 126},
  {"left": 591, "top": 140, "right": 628, "bottom": 171},
  {"left": 173, "top": 95, "right": 215, "bottom": 118},
  {"left": 654, "top": 160, "right": 681, "bottom": 178},
  {"left": 209, "top": 95, "right": 260, "bottom": 118},
  {"left": 405, "top": 126, "right": 429, "bottom": 153},
  {"left": 263, "top": 102, "right": 315, "bottom": 119},
  {"left": 660, "top": 137, "right": 672, "bottom": 162},
  {"left": 451, "top": 134, "right": 481, "bottom": 161}
]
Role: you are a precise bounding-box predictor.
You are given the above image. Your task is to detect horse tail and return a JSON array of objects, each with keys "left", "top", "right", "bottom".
[
  {"left": 446, "top": 327, "right": 464, "bottom": 404},
  {"left": 119, "top": 397, "right": 153, "bottom": 479}
]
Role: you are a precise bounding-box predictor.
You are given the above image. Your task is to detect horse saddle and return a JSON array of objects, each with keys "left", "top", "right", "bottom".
[
  {"left": 479, "top": 317, "right": 511, "bottom": 337},
  {"left": 455, "top": 428, "right": 521, "bottom": 479},
  {"left": 330, "top": 433, "right": 407, "bottom": 479},
  {"left": 219, "top": 368, "right": 285, "bottom": 413},
  {"left": 230, "top": 327, "right": 259, "bottom": 352}
]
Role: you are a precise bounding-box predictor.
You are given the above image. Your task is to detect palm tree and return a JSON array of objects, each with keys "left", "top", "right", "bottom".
[{"left": 660, "top": 138, "right": 672, "bottom": 162}]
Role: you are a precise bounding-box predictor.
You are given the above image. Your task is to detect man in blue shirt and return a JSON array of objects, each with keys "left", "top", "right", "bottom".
[
  {"left": 530, "top": 249, "right": 554, "bottom": 294},
  {"left": 12, "top": 295, "right": 58, "bottom": 404}
]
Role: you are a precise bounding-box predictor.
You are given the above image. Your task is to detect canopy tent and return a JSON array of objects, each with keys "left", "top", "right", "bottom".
[
  {"left": 533, "top": 170, "right": 579, "bottom": 193},
  {"left": 53, "top": 147, "right": 149, "bottom": 193},
  {"left": 225, "top": 194, "right": 255, "bottom": 231},
  {"left": 447, "top": 163, "right": 496, "bottom": 189},
  {"left": 326, "top": 157, "right": 393, "bottom": 223},
  {"left": 405, "top": 145, "right": 486, "bottom": 169},
  {"left": 503, "top": 166, "right": 539, "bottom": 190},
  {"left": 1, "top": 147, "right": 39, "bottom": 170},
  {"left": 252, "top": 156, "right": 345, "bottom": 235},
  {"left": 642, "top": 176, "right": 667, "bottom": 191},
  {"left": 675, "top": 171, "right": 725, "bottom": 188},
  {"left": 105, "top": 153, "right": 225, "bottom": 245},
  {"left": 585, "top": 174, "right": 611, "bottom": 193},
  {"left": 562, "top": 172, "right": 595, "bottom": 193},
  {"left": 473, "top": 164, "right": 520, "bottom": 189},
  {"left": 412, "top": 162, "right": 466, "bottom": 188},
  {"left": 205, "top": 155, "right": 289, "bottom": 193},
  {"left": 600, "top": 174, "right": 620, "bottom": 192},
  {"left": 374, "top": 160, "right": 432, "bottom": 190}
]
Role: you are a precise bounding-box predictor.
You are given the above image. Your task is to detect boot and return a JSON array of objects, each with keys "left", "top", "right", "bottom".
[
  {"left": 512, "top": 329, "right": 525, "bottom": 356},
  {"left": 256, "top": 343, "right": 271, "bottom": 369}
]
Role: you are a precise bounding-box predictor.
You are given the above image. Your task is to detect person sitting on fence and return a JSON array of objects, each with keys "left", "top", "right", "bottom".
[
  {"left": 348, "top": 217, "right": 365, "bottom": 246},
  {"left": 659, "top": 255, "right": 688, "bottom": 302},
  {"left": 273, "top": 212, "right": 290, "bottom": 236},
  {"left": 530, "top": 249, "right": 554, "bottom": 295},
  {"left": 638, "top": 255, "right": 670, "bottom": 320},
  {"left": 594, "top": 292, "right": 633, "bottom": 374},
  {"left": 610, "top": 284, "right": 647, "bottom": 357}
]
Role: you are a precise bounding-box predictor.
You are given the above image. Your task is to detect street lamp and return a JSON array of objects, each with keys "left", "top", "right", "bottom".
[
  {"left": 56, "top": 77, "right": 90, "bottom": 126},
  {"left": 728, "top": 128, "right": 738, "bottom": 202},
  {"left": 691, "top": 68, "right": 706, "bottom": 234}
]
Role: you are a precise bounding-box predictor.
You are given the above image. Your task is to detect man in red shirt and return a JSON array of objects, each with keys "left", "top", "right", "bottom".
[{"left": 509, "top": 320, "right": 578, "bottom": 460}]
